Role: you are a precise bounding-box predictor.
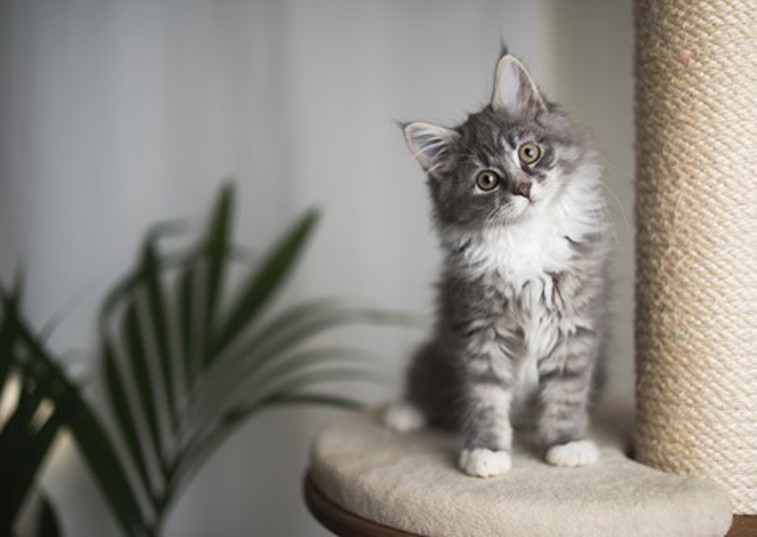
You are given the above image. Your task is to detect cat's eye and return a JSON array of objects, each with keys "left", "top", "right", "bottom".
[
  {"left": 475, "top": 170, "right": 501, "bottom": 191},
  {"left": 518, "top": 142, "right": 542, "bottom": 165}
]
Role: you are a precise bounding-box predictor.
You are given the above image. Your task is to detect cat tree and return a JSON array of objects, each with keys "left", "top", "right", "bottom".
[
  {"left": 633, "top": 0, "right": 756, "bottom": 527},
  {"left": 305, "top": 0, "right": 755, "bottom": 534}
]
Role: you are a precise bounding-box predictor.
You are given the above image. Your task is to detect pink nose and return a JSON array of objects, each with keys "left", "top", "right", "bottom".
[{"left": 515, "top": 182, "right": 532, "bottom": 200}]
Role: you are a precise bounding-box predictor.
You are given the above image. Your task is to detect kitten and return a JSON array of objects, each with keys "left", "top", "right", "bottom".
[{"left": 384, "top": 50, "right": 610, "bottom": 477}]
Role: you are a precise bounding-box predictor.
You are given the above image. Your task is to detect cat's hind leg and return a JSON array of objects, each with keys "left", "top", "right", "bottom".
[
  {"left": 383, "top": 400, "right": 427, "bottom": 432},
  {"left": 385, "top": 340, "right": 458, "bottom": 433}
]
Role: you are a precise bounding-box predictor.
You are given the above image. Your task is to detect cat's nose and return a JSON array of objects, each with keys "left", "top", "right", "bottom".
[{"left": 514, "top": 182, "right": 532, "bottom": 201}]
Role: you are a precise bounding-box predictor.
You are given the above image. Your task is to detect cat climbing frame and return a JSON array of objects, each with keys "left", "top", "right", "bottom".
[
  {"left": 633, "top": 0, "right": 756, "bottom": 524},
  {"left": 306, "top": 0, "right": 756, "bottom": 535}
]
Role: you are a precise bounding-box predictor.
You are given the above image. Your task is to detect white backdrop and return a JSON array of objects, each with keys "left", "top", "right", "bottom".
[{"left": 0, "top": 1, "right": 633, "bottom": 535}]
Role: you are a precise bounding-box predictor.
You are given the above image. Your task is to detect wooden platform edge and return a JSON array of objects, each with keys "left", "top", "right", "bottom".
[
  {"left": 304, "top": 470, "right": 420, "bottom": 537},
  {"left": 305, "top": 468, "right": 754, "bottom": 537},
  {"left": 728, "top": 515, "right": 757, "bottom": 537}
]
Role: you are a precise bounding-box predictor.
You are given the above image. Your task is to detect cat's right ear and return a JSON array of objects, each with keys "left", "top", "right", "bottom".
[{"left": 403, "top": 122, "right": 459, "bottom": 174}]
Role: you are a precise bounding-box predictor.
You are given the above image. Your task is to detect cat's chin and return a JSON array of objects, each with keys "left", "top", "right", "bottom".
[{"left": 490, "top": 200, "right": 532, "bottom": 226}]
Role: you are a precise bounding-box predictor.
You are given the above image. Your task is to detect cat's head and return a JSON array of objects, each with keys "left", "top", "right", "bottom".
[{"left": 403, "top": 52, "right": 597, "bottom": 232}]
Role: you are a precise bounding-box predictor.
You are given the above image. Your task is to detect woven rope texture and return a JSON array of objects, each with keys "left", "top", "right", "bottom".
[{"left": 633, "top": 0, "right": 757, "bottom": 514}]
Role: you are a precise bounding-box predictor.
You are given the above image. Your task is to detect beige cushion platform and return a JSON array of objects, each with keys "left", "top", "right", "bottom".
[{"left": 309, "top": 407, "right": 733, "bottom": 537}]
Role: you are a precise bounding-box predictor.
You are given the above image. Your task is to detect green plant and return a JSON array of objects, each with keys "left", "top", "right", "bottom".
[
  {"left": 0, "top": 283, "right": 65, "bottom": 537},
  {"left": 1, "top": 184, "right": 412, "bottom": 536},
  {"left": 0, "top": 280, "right": 144, "bottom": 537}
]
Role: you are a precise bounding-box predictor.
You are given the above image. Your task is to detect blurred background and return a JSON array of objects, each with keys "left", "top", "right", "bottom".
[{"left": 0, "top": 0, "right": 633, "bottom": 535}]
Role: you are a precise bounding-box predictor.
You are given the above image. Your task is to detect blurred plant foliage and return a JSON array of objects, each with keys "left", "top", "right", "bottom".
[
  {"left": 0, "top": 281, "right": 69, "bottom": 537},
  {"left": 0, "top": 184, "right": 414, "bottom": 537}
]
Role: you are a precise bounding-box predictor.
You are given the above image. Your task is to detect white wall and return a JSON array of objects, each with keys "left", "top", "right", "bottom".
[{"left": 0, "top": 1, "right": 633, "bottom": 535}]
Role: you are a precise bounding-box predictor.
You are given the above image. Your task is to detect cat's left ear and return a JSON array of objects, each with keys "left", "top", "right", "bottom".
[
  {"left": 403, "top": 122, "right": 460, "bottom": 174},
  {"left": 491, "top": 54, "right": 547, "bottom": 117}
]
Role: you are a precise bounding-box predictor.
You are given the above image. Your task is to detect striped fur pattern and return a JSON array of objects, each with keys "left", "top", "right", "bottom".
[{"left": 390, "top": 52, "right": 611, "bottom": 476}]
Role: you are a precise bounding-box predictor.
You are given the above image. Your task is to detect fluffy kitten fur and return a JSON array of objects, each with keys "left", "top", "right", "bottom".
[{"left": 385, "top": 51, "right": 610, "bottom": 477}]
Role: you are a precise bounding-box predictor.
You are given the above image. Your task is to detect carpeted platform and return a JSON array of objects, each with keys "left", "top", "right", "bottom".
[{"left": 309, "top": 408, "right": 733, "bottom": 537}]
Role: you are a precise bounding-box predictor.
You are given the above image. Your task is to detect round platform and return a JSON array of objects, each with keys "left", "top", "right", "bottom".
[{"left": 308, "top": 408, "right": 733, "bottom": 537}]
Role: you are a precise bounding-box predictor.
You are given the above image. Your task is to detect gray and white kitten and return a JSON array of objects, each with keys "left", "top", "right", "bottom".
[{"left": 384, "top": 51, "right": 610, "bottom": 477}]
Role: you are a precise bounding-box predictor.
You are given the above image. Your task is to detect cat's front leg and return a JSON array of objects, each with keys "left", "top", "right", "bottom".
[
  {"left": 537, "top": 329, "right": 599, "bottom": 467},
  {"left": 458, "top": 325, "right": 518, "bottom": 478}
]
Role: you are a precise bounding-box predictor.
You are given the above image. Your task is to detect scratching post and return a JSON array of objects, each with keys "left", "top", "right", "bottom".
[{"left": 634, "top": 0, "right": 757, "bottom": 516}]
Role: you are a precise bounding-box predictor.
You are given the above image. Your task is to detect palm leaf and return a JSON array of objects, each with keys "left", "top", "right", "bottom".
[
  {"left": 182, "top": 346, "right": 385, "bottom": 442},
  {"left": 56, "top": 185, "right": 414, "bottom": 536},
  {"left": 122, "top": 299, "right": 165, "bottom": 473},
  {"left": 2, "top": 291, "right": 145, "bottom": 537},
  {"left": 141, "top": 240, "right": 177, "bottom": 432},
  {"left": 182, "top": 364, "right": 381, "bottom": 477},
  {"left": 202, "top": 183, "right": 233, "bottom": 354},
  {"left": 62, "top": 392, "right": 144, "bottom": 537},
  {"left": 176, "top": 261, "right": 200, "bottom": 394},
  {"left": 103, "top": 338, "right": 155, "bottom": 504},
  {"left": 0, "top": 283, "right": 19, "bottom": 391},
  {"left": 212, "top": 209, "right": 319, "bottom": 356},
  {"left": 0, "top": 286, "right": 70, "bottom": 534},
  {"left": 0, "top": 376, "right": 45, "bottom": 523},
  {"left": 165, "top": 376, "right": 370, "bottom": 516},
  {"left": 36, "top": 494, "right": 63, "bottom": 537},
  {"left": 13, "top": 389, "right": 72, "bottom": 515},
  {"left": 196, "top": 301, "right": 417, "bottom": 412},
  {"left": 0, "top": 284, "right": 143, "bottom": 537}
]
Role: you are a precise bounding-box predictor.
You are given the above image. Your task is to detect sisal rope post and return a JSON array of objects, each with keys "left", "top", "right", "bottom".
[{"left": 633, "top": 0, "right": 757, "bottom": 515}]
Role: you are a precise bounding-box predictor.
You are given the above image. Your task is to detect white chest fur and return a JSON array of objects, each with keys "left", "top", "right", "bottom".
[
  {"left": 458, "top": 207, "right": 588, "bottom": 409},
  {"left": 462, "top": 218, "right": 572, "bottom": 413},
  {"left": 461, "top": 215, "right": 574, "bottom": 290}
]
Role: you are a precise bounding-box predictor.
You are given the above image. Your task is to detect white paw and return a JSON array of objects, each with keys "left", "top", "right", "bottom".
[
  {"left": 459, "top": 448, "right": 512, "bottom": 477},
  {"left": 545, "top": 440, "right": 599, "bottom": 467},
  {"left": 383, "top": 401, "right": 426, "bottom": 432}
]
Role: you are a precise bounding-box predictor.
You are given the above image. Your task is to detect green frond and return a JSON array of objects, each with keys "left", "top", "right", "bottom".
[
  {"left": 212, "top": 209, "right": 320, "bottom": 356},
  {"left": 17, "top": 184, "right": 417, "bottom": 537}
]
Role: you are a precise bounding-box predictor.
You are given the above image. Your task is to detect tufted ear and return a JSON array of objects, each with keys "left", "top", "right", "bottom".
[
  {"left": 403, "top": 122, "right": 460, "bottom": 174},
  {"left": 491, "top": 54, "right": 546, "bottom": 117}
]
